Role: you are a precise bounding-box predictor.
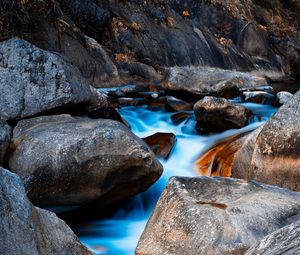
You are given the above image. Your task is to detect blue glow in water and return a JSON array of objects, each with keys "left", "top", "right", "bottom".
[{"left": 76, "top": 103, "right": 277, "bottom": 255}]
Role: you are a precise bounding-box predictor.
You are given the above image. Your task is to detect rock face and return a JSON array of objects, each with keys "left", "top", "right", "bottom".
[
  {"left": 0, "top": 38, "right": 93, "bottom": 121},
  {"left": 0, "top": 121, "right": 11, "bottom": 165},
  {"left": 162, "top": 66, "right": 266, "bottom": 96},
  {"left": 194, "top": 96, "right": 251, "bottom": 132},
  {"left": 136, "top": 177, "right": 300, "bottom": 255},
  {"left": 0, "top": 167, "right": 94, "bottom": 255},
  {"left": 275, "top": 91, "right": 293, "bottom": 105},
  {"left": 232, "top": 90, "right": 300, "bottom": 191},
  {"left": 246, "top": 221, "right": 300, "bottom": 255},
  {"left": 8, "top": 115, "right": 163, "bottom": 207}
]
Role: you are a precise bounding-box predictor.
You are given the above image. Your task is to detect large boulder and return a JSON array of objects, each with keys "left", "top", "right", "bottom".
[
  {"left": 0, "top": 38, "right": 93, "bottom": 121},
  {"left": 0, "top": 167, "right": 94, "bottom": 255},
  {"left": 246, "top": 221, "right": 300, "bottom": 255},
  {"left": 8, "top": 115, "right": 163, "bottom": 208},
  {"left": 162, "top": 66, "right": 267, "bottom": 96},
  {"left": 136, "top": 177, "right": 300, "bottom": 255},
  {"left": 194, "top": 96, "right": 251, "bottom": 132},
  {"left": 232, "top": 90, "right": 300, "bottom": 191},
  {"left": 0, "top": 121, "right": 11, "bottom": 165}
]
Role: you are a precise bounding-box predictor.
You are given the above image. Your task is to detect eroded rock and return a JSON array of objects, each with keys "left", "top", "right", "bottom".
[
  {"left": 0, "top": 121, "right": 11, "bottom": 165},
  {"left": 136, "top": 176, "right": 300, "bottom": 255},
  {"left": 8, "top": 115, "right": 163, "bottom": 208}
]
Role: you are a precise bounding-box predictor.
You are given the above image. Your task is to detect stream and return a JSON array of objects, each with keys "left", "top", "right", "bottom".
[{"left": 72, "top": 100, "right": 277, "bottom": 255}]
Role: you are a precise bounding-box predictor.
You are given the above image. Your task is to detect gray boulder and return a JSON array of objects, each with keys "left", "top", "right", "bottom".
[
  {"left": 162, "top": 66, "right": 266, "bottom": 96},
  {"left": 275, "top": 91, "right": 293, "bottom": 105},
  {"left": 246, "top": 221, "right": 300, "bottom": 255},
  {"left": 0, "top": 38, "right": 93, "bottom": 121},
  {"left": 0, "top": 121, "right": 11, "bottom": 165},
  {"left": 136, "top": 177, "right": 300, "bottom": 255},
  {"left": 8, "top": 115, "right": 163, "bottom": 207},
  {"left": 0, "top": 167, "right": 94, "bottom": 255},
  {"left": 232, "top": 90, "right": 300, "bottom": 191},
  {"left": 194, "top": 96, "right": 251, "bottom": 132}
]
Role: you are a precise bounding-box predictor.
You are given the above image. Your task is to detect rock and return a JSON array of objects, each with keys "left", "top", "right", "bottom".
[
  {"left": 0, "top": 38, "right": 93, "bottom": 121},
  {"left": 0, "top": 121, "right": 11, "bottom": 165},
  {"left": 162, "top": 66, "right": 266, "bottom": 97},
  {"left": 246, "top": 221, "right": 300, "bottom": 255},
  {"left": 275, "top": 91, "right": 293, "bottom": 105},
  {"left": 243, "top": 91, "right": 275, "bottom": 104},
  {"left": 143, "top": 133, "right": 177, "bottom": 159},
  {"left": 0, "top": 167, "right": 94, "bottom": 255},
  {"left": 136, "top": 176, "right": 300, "bottom": 255},
  {"left": 8, "top": 115, "right": 163, "bottom": 208},
  {"left": 171, "top": 112, "right": 191, "bottom": 125},
  {"left": 194, "top": 96, "right": 251, "bottom": 132},
  {"left": 164, "top": 96, "right": 192, "bottom": 112},
  {"left": 232, "top": 90, "right": 300, "bottom": 191}
]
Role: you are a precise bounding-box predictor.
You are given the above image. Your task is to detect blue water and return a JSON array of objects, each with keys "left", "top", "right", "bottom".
[{"left": 75, "top": 102, "right": 277, "bottom": 255}]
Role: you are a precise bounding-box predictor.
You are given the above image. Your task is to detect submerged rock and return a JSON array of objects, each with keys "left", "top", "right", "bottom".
[
  {"left": 0, "top": 167, "right": 94, "bottom": 255},
  {"left": 194, "top": 96, "right": 251, "bottom": 132},
  {"left": 162, "top": 66, "right": 266, "bottom": 96},
  {"left": 171, "top": 112, "right": 191, "bottom": 125},
  {"left": 164, "top": 96, "right": 192, "bottom": 112},
  {"left": 136, "top": 176, "right": 300, "bottom": 255},
  {"left": 8, "top": 115, "right": 163, "bottom": 208},
  {"left": 0, "top": 38, "right": 93, "bottom": 121},
  {"left": 243, "top": 91, "right": 275, "bottom": 104},
  {"left": 0, "top": 121, "right": 11, "bottom": 165},
  {"left": 246, "top": 221, "right": 300, "bottom": 255},
  {"left": 143, "top": 133, "right": 177, "bottom": 159}
]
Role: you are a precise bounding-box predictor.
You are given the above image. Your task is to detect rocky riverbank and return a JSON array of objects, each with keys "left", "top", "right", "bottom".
[{"left": 0, "top": 1, "right": 300, "bottom": 255}]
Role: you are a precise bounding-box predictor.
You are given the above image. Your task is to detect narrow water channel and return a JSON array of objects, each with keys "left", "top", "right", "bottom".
[{"left": 73, "top": 101, "right": 277, "bottom": 255}]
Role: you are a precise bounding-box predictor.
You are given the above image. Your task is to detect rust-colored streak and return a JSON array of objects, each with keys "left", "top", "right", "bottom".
[{"left": 197, "top": 201, "right": 228, "bottom": 210}]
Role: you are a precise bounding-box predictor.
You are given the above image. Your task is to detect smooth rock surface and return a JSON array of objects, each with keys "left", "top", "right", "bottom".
[
  {"left": 0, "top": 38, "right": 93, "bottom": 121},
  {"left": 233, "top": 90, "right": 300, "bottom": 190},
  {"left": 136, "top": 176, "right": 300, "bottom": 255},
  {"left": 162, "top": 66, "right": 266, "bottom": 96},
  {"left": 8, "top": 115, "right": 163, "bottom": 207},
  {"left": 0, "top": 167, "right": 94, "bottom": 255},
  {"left": 0, "top": 121, "right": 11, "bottom": 165},
  {"left": 275, "top": 91, "right": 293, "bottom": 105},
  {"left": 194, "top": 96, "right": 251, "bottom": 132},
  {"left": 246, "top": 221, "right": 300, "bottom": 255}
]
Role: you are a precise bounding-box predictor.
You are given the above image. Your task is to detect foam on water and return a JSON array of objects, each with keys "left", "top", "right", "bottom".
[{"left": 75, "top": 102, "right": 277, "bottom": 255}]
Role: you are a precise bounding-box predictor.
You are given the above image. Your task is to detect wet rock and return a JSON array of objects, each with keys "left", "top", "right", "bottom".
[
  {"left": 162, "top": 66, "right": 266, "bottom": 97},
  {"left": 233, "top": 90, "right": 300, "bottom": 191},
  {"left": 275, "top": 91, "right": 293, "bottom": 105},
  {"left": 8, "top": 115, "right": 163, "bottom": 208},
  {"left": 164, "top": 96, "right": 192, "bottom": 112},
  {"left": 143, "top": 133, "right": 177, "bottom": 159},
  {"left": 0, "top": 167, "right": 94, "bottom": 255},
  {"left": 194, "top": 96, "right": 251, "bottom": 132},
  {"left": 243, "top": 91, "right": 275, "bottom": 104},
  {"left": 246, "top": 221, "right": 300, "bottom": 255},
  {"left": 136, "top": 176, "right": 300, "bottom": 255},
  {"left": 0, "top": 121, "right": 11, "bottom": 165},
  {"left": 171, "top": 112, "right": 191, "bottom": 125},
  {"left": 0, "top": 38, "right": 93, "bottom": 121}
]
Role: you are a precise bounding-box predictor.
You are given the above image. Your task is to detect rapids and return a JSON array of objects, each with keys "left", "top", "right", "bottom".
[{"left": 73, "top": 101, "right": 277, "bottom": 255}]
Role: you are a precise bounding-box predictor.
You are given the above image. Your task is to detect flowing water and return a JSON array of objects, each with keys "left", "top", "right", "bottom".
[{"left": 73, "top": 101, "right": 277, "bottom": 255}]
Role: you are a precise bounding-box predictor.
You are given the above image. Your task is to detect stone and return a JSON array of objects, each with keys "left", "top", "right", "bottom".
[
  {"left": 194, "top": 96, "right": 251, "bottom": 132},
  {"left": 170, "top": 112, "right": 191, "bottom": 125},
  {"left": 243, "top": 91, "right": 275, "bottom": 104},
  {"left": 136, "top": 176, "right": 300, "bottom": 255},
  {"left": 0, "top": 121, "right": 11, "bottom": 165},
  {"left": 232, "top": 90, "right": 300, "bottom": 191},
  {"left": 0, "top": 38, "right": 93, "bottom": 121},
  {"left": 246, "top": 221, "right": 300, "bottom": 255},
  {"left": 164, "top": 96, "right": 192, "bottom": 112},
  {"left": 0, "top": 167, "right": 94, "bottom": 255},
  {"left": 275, "top": 91, "right": 293, "bottom": 105},
  {"left": 8, "top": 115, "right": 163, "bottom": 208},
  {"left": 143, "top": 133, "right": 177, "bottom": 159},
  {"left": 162, "top": 66, "right": 266, "bottom": 96}
]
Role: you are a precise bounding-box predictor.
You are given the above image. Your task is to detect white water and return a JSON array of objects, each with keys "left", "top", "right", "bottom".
[{"left": 75, "top": 102, "right": 276, "bottom": 255}]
